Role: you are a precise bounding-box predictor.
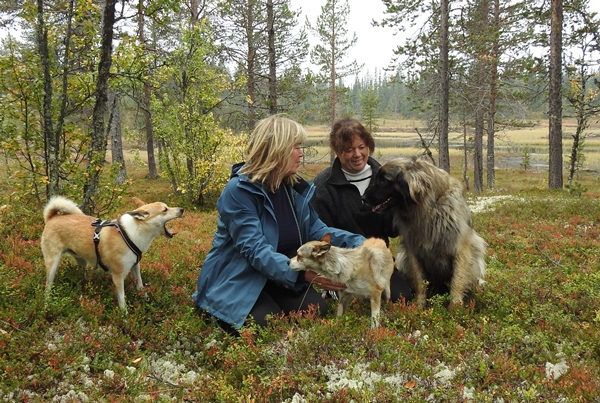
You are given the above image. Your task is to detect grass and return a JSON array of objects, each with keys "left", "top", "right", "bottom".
[
  {"left": 305, "top": 117, "right": 600, "bottom": 170},
  {"left": 1, "top": 148, "right": 600, "bottom": 401}
]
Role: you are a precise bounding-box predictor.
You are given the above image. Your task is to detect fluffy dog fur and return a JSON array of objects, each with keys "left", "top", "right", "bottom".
[
  {"left": 289, "top": 233, "right": 394, "bottom": 328},
  {"left": 41, "top": 196, "right": 183, "bottom": 309},
  {"left": 362, "top": 156, "right": 486, "bottom": 308}
]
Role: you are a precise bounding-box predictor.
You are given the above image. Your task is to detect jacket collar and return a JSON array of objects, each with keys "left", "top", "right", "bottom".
[
  {"left": 326, "top": 156, "right": 381, "bottom": 186},
  {"left": 232, "top": 162, "right": 311, "bottom": 198}
]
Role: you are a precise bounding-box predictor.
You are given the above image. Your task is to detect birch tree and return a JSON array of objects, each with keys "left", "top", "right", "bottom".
[
  {"left": 0, "top": 0, "right": 122, "bottom": 210},
  {"left": 81, "top": 0, "right": 117, "bottom": 214},
  {"left": 563, "top": 1, "right": 600, "bottom": 185}
]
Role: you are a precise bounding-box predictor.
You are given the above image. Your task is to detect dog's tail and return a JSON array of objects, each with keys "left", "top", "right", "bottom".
[
  {"left": 472, "top": 233, "right": 488, "bottom": 284},
  {"left": 43, "top": 196, "right": 83, "bottom": 222}
]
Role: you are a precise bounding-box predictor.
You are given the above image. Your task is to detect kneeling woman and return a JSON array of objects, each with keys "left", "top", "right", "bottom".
[{"left": 192, "top": 115, "right": 365, "bottom": 334}]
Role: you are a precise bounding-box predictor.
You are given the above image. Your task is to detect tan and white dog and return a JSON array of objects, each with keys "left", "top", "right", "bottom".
[
  {"left": 289, "top": 233, "right": 394, "bottom": 328},
  {"left": 41, "top": 196, "right": 183, "bottom": 309}
]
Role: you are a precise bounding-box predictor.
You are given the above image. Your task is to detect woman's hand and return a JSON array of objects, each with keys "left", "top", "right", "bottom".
[{"left": 304, "top": 270, "right": 346, "bottom": 291}]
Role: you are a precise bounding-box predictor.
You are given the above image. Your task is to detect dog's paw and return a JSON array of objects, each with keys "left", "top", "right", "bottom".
[{"left": 414, "top": 295, "right": 427, "bottom": 309}]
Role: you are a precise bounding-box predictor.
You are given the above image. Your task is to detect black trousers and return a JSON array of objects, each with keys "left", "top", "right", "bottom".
[
  {"left": 390, "top": 269, "right": 414, "bottom": 302},
  {"left": 218, "top": 272, "right": 413, "bottom": 335},
  {"left": 218, "top": 280, "right": 328, "bottom": 335}
]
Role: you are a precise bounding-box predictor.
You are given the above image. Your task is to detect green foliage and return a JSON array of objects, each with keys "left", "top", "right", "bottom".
[
  {"left": 565, "top": 181, "right": 588, "bottom": 197},
  {"left": 0, "top": 0, "right": 127, "bottom": 211},
  {"left": 150, "top": 22, "right": 246, "bottom": 206},
  {"left": 308, "top": 0, "right": 362, "bottom": 124},
  {"left": 308, "top": 0, "right": 361, "bottom": 81},
  {"left": 361, "top": 84, "right": 380, "bottom": 133},
  {"left": 565, "top": 46, "right": 598, "bottom": 184},
  {"left": 214, "top": 0, "right": 310, "bottom": 128}
]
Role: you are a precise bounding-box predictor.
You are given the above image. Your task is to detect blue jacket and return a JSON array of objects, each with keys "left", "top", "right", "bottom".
[{"left": 193, "top": 164, "right": 366, "bottom": 329}]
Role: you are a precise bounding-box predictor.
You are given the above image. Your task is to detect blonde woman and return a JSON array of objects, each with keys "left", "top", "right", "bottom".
[{"left": 193, "top": 115, "right": 365, "bottom": 334}]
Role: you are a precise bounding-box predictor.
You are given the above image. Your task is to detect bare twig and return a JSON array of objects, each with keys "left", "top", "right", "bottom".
[
  {"left": 415, "top": 128, "right": 436, "bottom": 165},
  {"left": 535, "top": 242, "right": 563, "bottom": 269},
  {"left": 0, "top": 320, "right": 29, "bottom": 334}
]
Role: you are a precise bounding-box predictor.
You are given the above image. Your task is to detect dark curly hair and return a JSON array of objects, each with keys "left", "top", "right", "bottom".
[{"left": 329, "top": 118, "right": 375, "bottom": 155}]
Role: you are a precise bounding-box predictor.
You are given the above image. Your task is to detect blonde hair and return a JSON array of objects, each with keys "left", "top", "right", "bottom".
[{"left": 240, "top": 115, "right": 307, "bottom": 192}]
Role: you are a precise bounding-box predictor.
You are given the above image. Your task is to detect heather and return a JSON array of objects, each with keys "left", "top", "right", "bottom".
[{"left": 0, "top": 165, "right": 599, "bottom": 402}]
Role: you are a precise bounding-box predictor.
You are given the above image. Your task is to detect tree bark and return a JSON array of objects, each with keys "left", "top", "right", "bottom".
[
  {"left": 246, "top": 0, "right": 257, "bottom": 130},
  {"left": 473, "top": 0, "right": 489, "bottom": 194},
  {"left": 138, "top": 1, "right": 158, "bottom": 179},
  {"left": 462, "top": 117, "right": 469, "bottom": 191},
  {"left": 567, "top": 124, "right": 583, "bottom": 185},
  {"left": 37, "top": 0, "right": 58, "bottom": 198},
  {"left": 548, "top": 0, "right": 563, "bottom": 189},
  {"left": 81, "top": 0, "right": 116, "bottom": 214},
  {"left": 438, "top": 0, "right": 450, "bottom": 172},
  {"left": 267, "top": 0, "right": 277, "bottom": 115},
  {"left": 108, "top": 89, "right": 127, "bottom": 185},
  {"left": 143, "top": 82, "right": 158, "bottom": 179},
  {"left": 474, "top": 99, "right": 484, "bottom": 193},
  {"left": 486, "top": 0, "right": 499, "bottom": 190}
]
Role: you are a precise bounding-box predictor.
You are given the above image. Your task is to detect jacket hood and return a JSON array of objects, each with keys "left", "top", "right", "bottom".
[{"left": 230, "top": 162, "right": 244, "bottom": 179}]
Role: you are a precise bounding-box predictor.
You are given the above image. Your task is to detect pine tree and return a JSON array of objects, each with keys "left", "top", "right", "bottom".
[
  {"left": 214, "top": 0, "right": 308, "bottom": 130},
  {"left": 307, "top": 0, "right": 362, "bottom": 133},
  {"left": 361, "top": 82, "right": 380, "bottom": 133},
  {"left": 548, "top": 0, "right": 564, "bottom": 189}
]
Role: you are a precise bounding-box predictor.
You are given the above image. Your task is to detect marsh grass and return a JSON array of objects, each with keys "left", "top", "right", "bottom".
[
  {"left": 1, "top": 129, "right": 600, "bottom": 401},
  {"left": 305, "top": 118, "right": 600, "bottom": 171}
]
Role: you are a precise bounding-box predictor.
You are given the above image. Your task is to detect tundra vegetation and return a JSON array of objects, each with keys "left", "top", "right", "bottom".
[{"left": 1, "top": 126, "right": 599, "bottom": 401}]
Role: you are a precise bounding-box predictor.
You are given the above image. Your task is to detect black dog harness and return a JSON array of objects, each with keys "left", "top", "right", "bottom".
[{"left": 91, "top": 219, "right": 142, "bottom": 272}]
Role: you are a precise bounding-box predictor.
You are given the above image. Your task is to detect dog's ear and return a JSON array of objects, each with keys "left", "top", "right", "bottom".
[
  {"left": 393, "top": 171, "right": 414, "bottom": 200},
  {"left": 320, "top": 233, "right": 331, "bottom": 244},
  {"left": 126, "top": 210, "right": 147, "bottom": 220},
  {"left": 132, "top": 197, "right": 147, "bottom": 208},
  {"left": 311, "top": 243, "right": 331, "bottom": 259},
  {"left": 394, "top": 163, "right": 429, "bottom": 205}
]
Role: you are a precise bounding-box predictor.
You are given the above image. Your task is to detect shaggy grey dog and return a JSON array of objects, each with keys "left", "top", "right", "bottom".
[{"left": 362, "top": 156, "right": 486, "bottom": 308}]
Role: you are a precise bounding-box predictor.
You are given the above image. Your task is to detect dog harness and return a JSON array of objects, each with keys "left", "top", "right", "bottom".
[{"left": 91, "top": 219, "right": 142, "bottom": 272}]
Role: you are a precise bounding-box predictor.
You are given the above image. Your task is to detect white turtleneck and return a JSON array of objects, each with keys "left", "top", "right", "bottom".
[{"left": 342, "top": 164, "right": 373, "bottom": 196}]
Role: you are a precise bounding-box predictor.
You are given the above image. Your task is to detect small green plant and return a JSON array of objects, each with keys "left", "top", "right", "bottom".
[
  {"left": 520, "top": 145, "right": 531, "bottom": 171},
  {"left": 565, "top": 181, "right": 588, "bottom": 196}
]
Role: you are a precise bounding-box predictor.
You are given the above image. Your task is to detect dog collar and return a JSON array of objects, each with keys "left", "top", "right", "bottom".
[{"left": 115, "top": 218, "right": 143, "bottom": 264}]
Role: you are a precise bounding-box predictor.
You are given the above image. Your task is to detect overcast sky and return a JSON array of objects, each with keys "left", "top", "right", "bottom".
[
  {"left": 291, "top": 0, "right": 600, "bottom": 83},
  {"left": 289, "top": 0, "right": 401, "bottom": 80}
]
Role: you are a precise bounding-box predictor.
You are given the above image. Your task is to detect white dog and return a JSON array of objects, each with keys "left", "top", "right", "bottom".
[{"left": 289, "top": 234, "right": 394, "bottom": 328}]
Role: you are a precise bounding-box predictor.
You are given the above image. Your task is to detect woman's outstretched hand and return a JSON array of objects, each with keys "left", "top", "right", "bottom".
[{"left": 304, "top": 270, "right": 346, "bottom": 291}]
